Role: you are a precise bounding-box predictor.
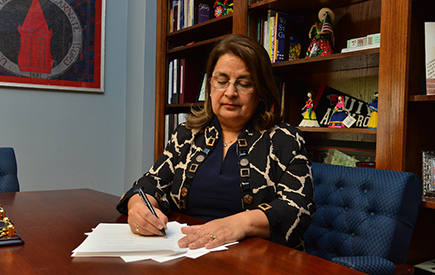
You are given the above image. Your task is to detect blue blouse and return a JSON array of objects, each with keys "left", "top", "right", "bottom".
[{"left": 187, "top": 120, "right": 243, "bottom": 221}]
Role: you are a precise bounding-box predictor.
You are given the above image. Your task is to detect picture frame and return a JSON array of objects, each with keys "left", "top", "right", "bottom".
[
  {"left": 422, "top": 151, "right": 435, "bottom": 197},
  {"left": 0, "top": 0, "right": 106, "bottom": 93}
]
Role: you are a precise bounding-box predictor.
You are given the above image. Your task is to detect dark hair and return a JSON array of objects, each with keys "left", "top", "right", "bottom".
[{"left": 186, "top": 34, "right": 282, "bottom": 131}]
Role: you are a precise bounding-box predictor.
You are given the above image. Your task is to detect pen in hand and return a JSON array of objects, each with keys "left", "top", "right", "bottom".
[{"left": 136, "top": 188, "right": 167, "bottom": 237}]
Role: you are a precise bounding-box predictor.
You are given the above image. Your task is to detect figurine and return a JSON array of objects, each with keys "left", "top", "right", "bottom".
[
  {"left": 367, "top": 92, "right": 378, "bottom": 129},
  {"left": 213, "top": 0, "right": 233, "bottom": 18},
  {"left": 306, "top": 7, "right": 335, "bottom": 58},
  {"left": 299, "top": 92, "right": 320, "bottom": 127},
  {"left": 328, "top": 95, "right": 346, "bottom": 128}
]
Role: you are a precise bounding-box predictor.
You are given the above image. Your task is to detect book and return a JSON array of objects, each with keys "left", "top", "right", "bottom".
[
  {"left": 168, "top": 60, "right": 174, "bottom": 104},
  {"left": 288, "top": 36, "right": 302, "bottom": 60},
  {"left": 197, "top": 3, "right": 209, "bottom": 24},
  {"left": 172, "top": 59, "right": 179, "bottom": 103},
  {"left": 178, "top": 113, "right": 189, "bottom": 125},
  {"left": 263, "top": 19, "right": 269, "bottom": 56},
  {"left": 425, "top": 22, "right": 435, "bottom": 95},
  {"left": 178, "top": 0, "right": 184, "bottom": 30},
  {"left": 172, "top": 1, "right": 179, "bottom": 32},
  {"left": 340, "top": 43, "right": 380, "bottom": 53},
  {"left": 343, "top": 33, "right": 380, "bottom": 53},
  {"left": 268, "top": 12, "right": 275, "bottom": 61},
  {"left": 259, "top": 11, "right": 303, "bottom": 62},
  {"left": 179, "top": 59, "right": 204, "bottom": 103},
  {"left": 273, "top": 12, "right": 287, "bottom": 62},
  {"left": 184, "top": 0, "right": 189, "bottom": 28},
  {"left": 367, "top": 33, "right": 380, "bottom": 45},
  {"left": 313, "top": 84, "right": 370, "bottom": 128}
]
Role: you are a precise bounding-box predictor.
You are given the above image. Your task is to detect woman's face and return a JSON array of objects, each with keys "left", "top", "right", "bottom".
[{"left": 210, "top": 53, "right": 260, "bottom": 131}]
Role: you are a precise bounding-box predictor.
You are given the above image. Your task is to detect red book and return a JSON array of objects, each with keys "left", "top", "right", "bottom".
[{"left": 179, "top": 59, "right": 204, "bottom": 103}]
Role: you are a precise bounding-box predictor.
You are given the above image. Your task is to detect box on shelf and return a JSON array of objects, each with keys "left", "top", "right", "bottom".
[{"left": 342, "top": 33, "right": 380, "bottom": 53}]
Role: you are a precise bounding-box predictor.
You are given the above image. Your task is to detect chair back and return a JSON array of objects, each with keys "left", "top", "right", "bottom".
[
  {"left": 0, "top": 147, "right": 20, "bottom": 192},
  {"left": 305, "top": 162, "right": 422, "bottom": 264}
]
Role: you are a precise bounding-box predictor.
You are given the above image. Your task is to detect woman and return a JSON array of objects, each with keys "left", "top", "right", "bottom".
[{"left": 117, "top": 34, "right": 315, "bottom": 250}]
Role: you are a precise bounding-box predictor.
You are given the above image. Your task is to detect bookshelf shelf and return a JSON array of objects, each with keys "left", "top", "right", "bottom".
[
  {"left": 165, "top": 103, "right": 203, "bottom": 114},
  {"left": 409, "top": 95, "right": 435, "bottom": 102},
  {"left": 168, "top": 13, "right": 233, "bottom": 38},
  {"left": 167, "top": 35, "right": 230, "bottom": 57},
  {"left": 297, "top": 127, "right": 376, "bottom": 134},
  {"left": 272, "top": 48, "right": 380, "bottom": 75},
  {"left": 167, "top": 15, "right": 233, "bottom": 52},
  {"left": 248, "top": 0, "right": 369, "bottom": 14}
]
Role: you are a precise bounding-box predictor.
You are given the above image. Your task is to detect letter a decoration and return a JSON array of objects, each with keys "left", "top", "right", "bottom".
[{"left": 0, "top": 0, "right": 105, "bottom": 92}]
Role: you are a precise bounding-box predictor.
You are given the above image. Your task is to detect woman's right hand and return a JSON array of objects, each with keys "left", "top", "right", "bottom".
[{"left": 127, "top": 193, "right": 168, "bottom": 236}]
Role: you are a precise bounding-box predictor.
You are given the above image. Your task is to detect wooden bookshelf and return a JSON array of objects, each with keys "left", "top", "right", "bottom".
[
  {"left": 155, "top": 0, "right": 435, "bottom": 187},
  {"left": 155, "top": 0, "right": 435, "bottom": 265}
]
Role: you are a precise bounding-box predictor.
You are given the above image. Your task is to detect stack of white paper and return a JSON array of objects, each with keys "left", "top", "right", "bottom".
[{"left": 72, "top": 221, "right": 237, "bottom": 263}]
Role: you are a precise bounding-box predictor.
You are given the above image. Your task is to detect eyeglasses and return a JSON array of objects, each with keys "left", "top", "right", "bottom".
[{"left": 209, "top": 76, "right": 255, "bottom": 93}]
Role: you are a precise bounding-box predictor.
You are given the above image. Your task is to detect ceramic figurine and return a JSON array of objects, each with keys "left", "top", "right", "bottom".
[
  {"left": 367, "top": 92, "right": 378, "bottom": 129},
  {"left": 299, "top": 92, "right": 320, "bottom": 127},
  {"left": 328, "top": 95, "right": 346, "bottom": 128},
  {"left": 306, "top": 7, "right": 335, "bottom": 58}
]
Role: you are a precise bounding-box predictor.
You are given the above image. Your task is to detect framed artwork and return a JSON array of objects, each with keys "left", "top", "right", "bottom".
[
  {"left": 422, "top": 151, "right": 435, "bottom": 197},
  {"left": 0, "top": 0, "right": 105, "bottom": 93}
]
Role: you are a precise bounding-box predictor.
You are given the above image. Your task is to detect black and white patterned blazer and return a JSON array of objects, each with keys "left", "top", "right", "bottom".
[{"left": 117, "top": 119, "right": 316, "bottom": 249}]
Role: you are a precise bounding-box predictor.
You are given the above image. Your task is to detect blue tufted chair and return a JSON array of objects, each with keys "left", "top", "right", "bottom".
[
  {"left": 0, "top": 147, "right": 20, "bottom": 192},
  {"left": 305, "top": 162, "right": 422, "bottom": 275}
]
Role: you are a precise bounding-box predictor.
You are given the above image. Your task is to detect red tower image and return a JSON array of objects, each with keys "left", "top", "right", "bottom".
[{"left": 17, "top": 0, "right": 53, "bottom": 74}]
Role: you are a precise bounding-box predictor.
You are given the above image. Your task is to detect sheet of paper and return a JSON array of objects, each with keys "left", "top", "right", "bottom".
[
  {"left": 72, "top": 221, "right": 239, "bottom": 262},
  {"left": 72, "top": 221, "right": 187, "bottom": 257},
  {"left": 121, "top": 241, "right": 238, "bottom": 263}
]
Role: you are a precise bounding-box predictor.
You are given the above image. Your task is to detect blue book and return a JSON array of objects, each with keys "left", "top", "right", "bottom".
[
  {"left": 198, "top": 3, "right": 210, "bottom": 24},
  {"left": 273, "top": 12, "right": 287, "bottom": 62},
  {"left": 172, "top": 1, "right": 179, "bottom": 32},
  {"left": 178, "top": 0, "right": 184, "bottom": 30}
]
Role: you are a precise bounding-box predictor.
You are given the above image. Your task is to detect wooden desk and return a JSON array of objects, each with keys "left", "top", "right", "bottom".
[{"left": 0, "top": 189, "right": 365, "bottom": 275}]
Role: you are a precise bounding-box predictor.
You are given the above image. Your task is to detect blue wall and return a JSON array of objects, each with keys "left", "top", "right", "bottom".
[{"left": 0, "top": 1, "right": 156, "bottom": 196}]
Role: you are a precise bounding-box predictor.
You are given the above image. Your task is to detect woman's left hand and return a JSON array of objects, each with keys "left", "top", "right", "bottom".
[{"left": 178, "top": 209, "right": 270, "bottom": 250}]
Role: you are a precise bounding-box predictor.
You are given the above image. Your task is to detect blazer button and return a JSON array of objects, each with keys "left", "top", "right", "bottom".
[
  {"left": 240, "top": 158, "right": 249, "bottom": 167},
  {"left": 181, "top": 187, "right": 188, "bottom": 197},
  {"left": 243, "top": 195, "right": 253, "bottom": 205}
]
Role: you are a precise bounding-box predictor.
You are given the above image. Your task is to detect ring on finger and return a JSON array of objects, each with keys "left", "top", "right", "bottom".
[
  {"left": 135, "top": 225, "right": 140, "bottom": 233},
  {"left": 209, "top": 233, "right": 216, "bottom": 241}
]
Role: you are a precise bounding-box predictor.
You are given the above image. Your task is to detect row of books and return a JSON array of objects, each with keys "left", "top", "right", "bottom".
[
  {"left": 256, "top": 10, "right": 304, "bottom": 63},
  {"left": 164, "top": 113, "right": 189, "bottom": 146},
  {"left": 167, "top": 59, "right": 206, "bottom": 104},
  {"left": 170, "top": 0, "right": 210, "bottom": 32}
]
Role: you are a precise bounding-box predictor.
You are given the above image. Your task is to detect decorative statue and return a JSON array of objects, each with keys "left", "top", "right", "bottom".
[
  {"left": 367, "top": 92, "right": 378, "bottom": 129},
  {"left": 306, "top": 7, "right": 335, "bottom": 58},
  {"left": 328, "top": 95, "right": 346, "bottom": 128},
  {"left": 299, "top": 92, "right": 320, "bottom": 127},
  {"left": 213, "top": 0, "right": 233, "bottom": 18}
]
